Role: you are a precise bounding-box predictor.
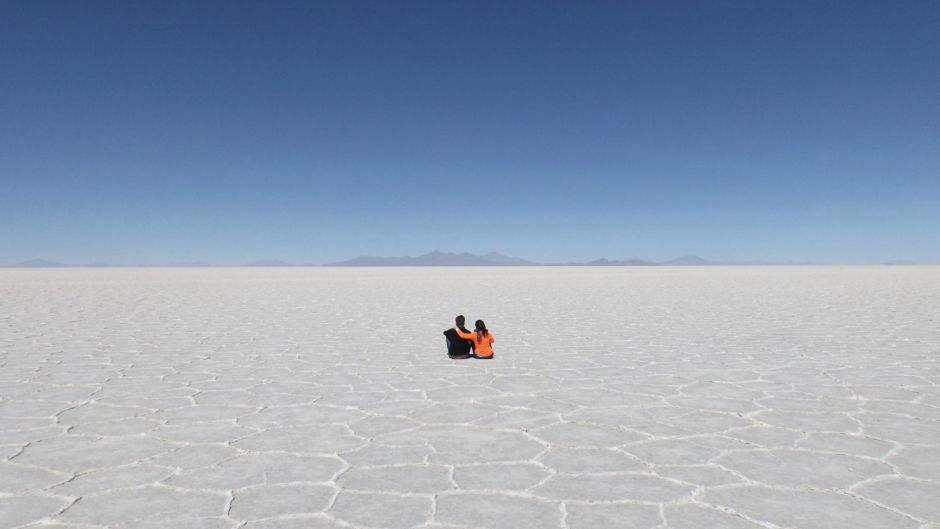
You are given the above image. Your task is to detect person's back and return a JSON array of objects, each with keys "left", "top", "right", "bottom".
[
  {"left": 454, "top": 319, "right": 494, "bottom": 358},
  {"left": 444, "top": 315, "right": 473, "bottom": 359}
]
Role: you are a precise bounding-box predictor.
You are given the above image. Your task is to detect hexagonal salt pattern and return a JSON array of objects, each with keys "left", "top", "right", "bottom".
[{"left": 1, "top": 266, "right": 938, "bottom": 528}]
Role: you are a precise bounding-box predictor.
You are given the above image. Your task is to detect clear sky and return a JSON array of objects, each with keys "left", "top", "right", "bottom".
[{"left": 2, "top": 1, "right": 938, "bottom": 265}]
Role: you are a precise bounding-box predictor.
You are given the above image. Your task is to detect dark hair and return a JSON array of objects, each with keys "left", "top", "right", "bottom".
[
  {"left": 456, "top": 315, "right": 468, "bottom": 332},
  {"left": 474, "top": 319, "right": 488, "bottom": 341}
]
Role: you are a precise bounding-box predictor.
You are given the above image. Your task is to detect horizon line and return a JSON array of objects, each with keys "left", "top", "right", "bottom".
[{"left": 2, "top": 252, "right": 930, "bottom": 268}]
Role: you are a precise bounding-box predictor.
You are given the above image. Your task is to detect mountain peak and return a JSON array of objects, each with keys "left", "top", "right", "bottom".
[
  {"left": 8, "top": 258, "right": 67, "bottom": 268},
  {"left": 662, "top": 255, "right": 715, "bottom": 266},
  {"left": 326, "top": 251, "right": 535, "bottom": 266}
]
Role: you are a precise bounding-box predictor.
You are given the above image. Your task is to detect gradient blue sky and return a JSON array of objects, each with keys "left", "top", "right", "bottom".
[{"left": 2, "top": 1, "right": 938, "bottom": 265}]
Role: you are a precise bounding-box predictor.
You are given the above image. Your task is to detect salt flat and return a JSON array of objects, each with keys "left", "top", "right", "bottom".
[{"left": 1, "top": 266, "right": 938, "bottom": 529}]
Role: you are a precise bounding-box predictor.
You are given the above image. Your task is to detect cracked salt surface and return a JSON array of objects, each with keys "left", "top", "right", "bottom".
[{"left": 1, "top": 266, "right": 938, "bottom": 529}]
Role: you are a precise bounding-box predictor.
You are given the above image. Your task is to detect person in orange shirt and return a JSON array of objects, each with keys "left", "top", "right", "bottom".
[{"left": 453, "top": 319, "right": 494, "bottom": 359}]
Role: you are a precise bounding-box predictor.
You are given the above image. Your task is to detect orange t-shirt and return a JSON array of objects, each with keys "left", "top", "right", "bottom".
[{"left": 454, "top": 328, "right": 495, "bottom": 357}]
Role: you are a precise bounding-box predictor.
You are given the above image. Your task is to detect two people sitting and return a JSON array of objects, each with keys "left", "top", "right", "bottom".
[{"left": 443, "top": 315, "right": 494, "bottom": 359}]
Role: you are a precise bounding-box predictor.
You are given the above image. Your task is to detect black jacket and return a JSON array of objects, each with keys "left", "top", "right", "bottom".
[{"left": 443, "top": 328, "right": 473, "bottom": 356}]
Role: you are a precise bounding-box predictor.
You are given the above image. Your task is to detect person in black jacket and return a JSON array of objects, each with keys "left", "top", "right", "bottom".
[{"left": 443, "top": 315, "right": 474, "bottom": 359}]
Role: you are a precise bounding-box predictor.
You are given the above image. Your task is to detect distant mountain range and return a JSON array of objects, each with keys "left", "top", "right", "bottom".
[
  {"left": 325, "top": 251, "right": 537, "bottom": 267},
  {"left": 662, "top": 255, "right": 713, "bottom": 266},
  {"left": 8, "top": 258, "right": 67, "bottom": 268},
  {"left": 326, "top": 252, "right": 765, "bottom": 267},
  {"left": 2, "top": 253, "right": 922, "bottom": 267}
]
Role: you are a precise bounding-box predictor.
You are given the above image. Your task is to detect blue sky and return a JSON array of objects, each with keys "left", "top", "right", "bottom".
[{"left": 2, "top": 1, "right": 938, "bottom": 265}]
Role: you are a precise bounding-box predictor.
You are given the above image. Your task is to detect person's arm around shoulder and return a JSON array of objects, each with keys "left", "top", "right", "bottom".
[{"left": 454, "top": 327, "right": 474, "bottom": 340}]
